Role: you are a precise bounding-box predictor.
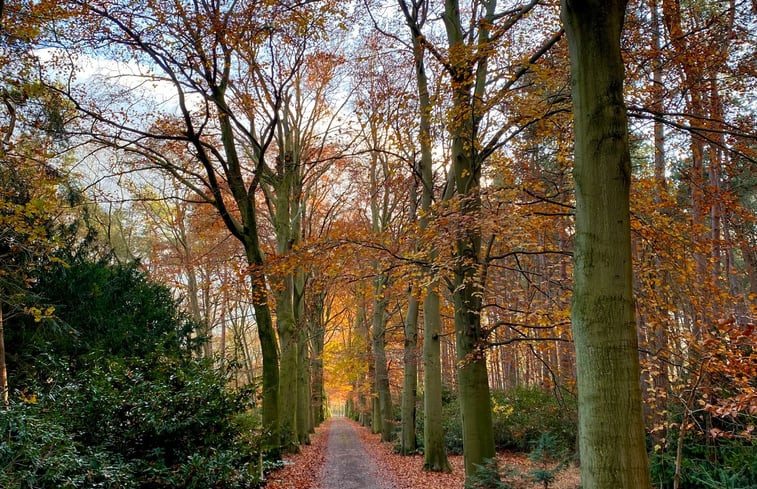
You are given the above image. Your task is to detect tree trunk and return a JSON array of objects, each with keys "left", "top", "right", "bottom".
[
  {"left": 454, "top": 277, "right": 496, "bottom": 478},
  {"left": 400, "top": 292, "right": 419, "bottom": 454},
  {"left": 309, "top": 291, "right": 326, "bottom": 427},
  {"left": 186, "top": 262, "right": 212, "bottom": 358},
  {"left": 0, "top": 304, "right": 7, "bottom": 407},
  {"left": 246, "top": 258, "right": 280, "bottom": 457},
  {"left": 562, "top": 1, "right": 651, "bottom": 487},
  {"left": 297, "top": 326, "right": 311, "bottom": 442},
  {"left": 447, "top": 100, "right": 496, "bottom": 481},
  {"left": 372, "top": 273, "right": 393, "bottom": 442},
  {"left": 275, "top": 280, "right": 299, "bottom": 452},
  {"left": 423, "top": 288, "right": 452, "bottom": 471},
  {"left": 294, "top": 271, "right": 311, "bottom": 443},
  {"left": 355, "top": 291, "right": 373, "bottom": 427}
]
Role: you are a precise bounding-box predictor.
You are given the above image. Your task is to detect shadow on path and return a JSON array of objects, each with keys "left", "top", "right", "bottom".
[{"left": 315, "top": 417, "right": 397, "bottom": 489}]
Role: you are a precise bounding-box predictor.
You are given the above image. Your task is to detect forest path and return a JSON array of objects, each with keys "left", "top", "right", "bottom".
[{"left": 315, "top": 417, "right": 398, "bottom": 489}]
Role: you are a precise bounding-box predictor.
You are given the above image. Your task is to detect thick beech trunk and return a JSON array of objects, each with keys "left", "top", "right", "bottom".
[
  {"left": 246, "top": 256, "right": 280, "bottom": 457},
  {"left": 562, "top": 1, "right": 651, "bottom": 487},
  {"left": 355, "top": 293, "right": 372, "bottom": 427},
  {"left": 453, "top": 273, "right": 496, "bottom": 478},
  {"left": 423, "top": 289, "right": 452, "bottom": 471},
  {"left": 296, "top": 329, "right": 311, "bottom": 441},
  {"left": 400, "top": 293, "right": 419, "bottom": 454},
  {"left": 442, "top": 0, "right": 497, "bottom": 478},
  {"left": 275, "top": 280, "right": 299, "bottom": 452},
  {"left": 446, "top": 94, "right": 496, "bottom": 480}
]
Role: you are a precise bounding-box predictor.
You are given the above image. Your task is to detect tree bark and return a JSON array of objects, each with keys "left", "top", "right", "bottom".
[
  {"left": 423, "top": 288, "right": 452, "bottom": 471},
  {"left": 246, "top": 253, "right": 280, "bottom": 457},
  {"left": 355, "top": 290, "right": 372, "bottom": 427},
  {"left": 309, "top": 295, "right": 326, "bottom": 427},
  {"left": 275, "top": 278, "right": 299, "bottom": 452},
  {"left": 400, "top": 292, "right": 419, "bottom": 454},
  {"left": 562, "top": 1, "right": 652, "bottom": 487},
  {"left": 372, "top": 273, "right": 393, "bottom": 442}
]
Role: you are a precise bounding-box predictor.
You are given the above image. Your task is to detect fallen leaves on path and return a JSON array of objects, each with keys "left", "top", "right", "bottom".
[
  {"left": 264, "top": 420, "right": 330, "bottom": 489},
  {"left": 264, "top": 418, "right": 580, "bottom": 489},
  {"left": 354, "top": 420, "right": 581, "bottom": 489},
  {"left": 355, "top": 420, "right": 464, "bottom": 489}
]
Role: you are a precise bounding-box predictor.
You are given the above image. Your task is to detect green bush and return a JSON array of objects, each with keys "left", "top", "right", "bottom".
[
  {"left": 412, "top": 385, "right": 576, "bottom": 456},
  {"left": 649, "top": 433, "right": 757, "bottom": 489},
  {"left": 0, "top": 401, "right": 138, "bottom": 488},
  {"left": 490, "top": 387, "right": 576, "bottom": 452},
  {"left": 58, "top": 355, "right": 256, "bottom": 462},
  {"left": 2, "top": 253, "right": 265, "bottom": 488},
  {"left": 434, "top": 386, "right": 576, "bottom": 455},
  {"left": 527, "top": 432, "right": 570, "bottom": 489},
  {"left": 465, "top": 459, "right": 516, "bottom": 489},
  {"left": 1, "top": 359, "right": 263, "bottom": 489},
  {"left": 464, "top": 433, "right": 572, "bottom": 489},
  {"left": 441, "top": 391, "right": 465, "bottom": 455},
  {"left": 7, "top": 257, "right": 198, "bottom": 388}
]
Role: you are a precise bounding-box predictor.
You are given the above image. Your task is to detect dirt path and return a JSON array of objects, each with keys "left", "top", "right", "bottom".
[{"left": 315, "top": 417, "right": 398, "bottom": 489}]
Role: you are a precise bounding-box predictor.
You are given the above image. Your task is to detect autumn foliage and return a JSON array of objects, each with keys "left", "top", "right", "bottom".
[{"left": 1, "top": 0, "right": 755, "bottom": 488}]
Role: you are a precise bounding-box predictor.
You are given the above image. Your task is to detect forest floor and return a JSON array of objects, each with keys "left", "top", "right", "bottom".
[{"left": 264, "top": 417, "right": 581, "bottom": 489}]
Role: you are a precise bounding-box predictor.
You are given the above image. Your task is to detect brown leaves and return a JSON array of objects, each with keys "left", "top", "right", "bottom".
[
  {"left": 264, "top": 421, "right": 330, "bottom": 489},
  {"left": 351, "top": 420, "right": 580, "bottom": 489}
]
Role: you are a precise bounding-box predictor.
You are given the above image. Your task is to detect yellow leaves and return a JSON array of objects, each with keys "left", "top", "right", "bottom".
[
  {"left": 20, "top": 390, "right": 37, "bottom": 404},
  {"left": 25, "top": 306, "right": 55, "bottom": 322},
  {"left": 492, "top": 399, "right": 514, "bottom": 418}
]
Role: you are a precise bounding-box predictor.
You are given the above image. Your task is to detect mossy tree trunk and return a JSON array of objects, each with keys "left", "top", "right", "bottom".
[
  {"left": 367, "top": 117, "right": 394, "bottom": 442},
  {"left": 400, "top": 154, "right": 420, "bottom": 455},
  {"left": 562, "top": 1, "right": 652, "bottom": 487},
  {"left": 215, "top": 104, "right": 281, "bottom": 457},
  {"left": 398, "top": 0, "right": 452, "bottom": 470},
  {"left": 355, "top": 289, "right": 372, "bottom": 427},
  {"left": 243, "top": 244, "right": 280, "bottom": 457},
  {"left": 270, "top": 156, "right": 301, "bottom": 452}
]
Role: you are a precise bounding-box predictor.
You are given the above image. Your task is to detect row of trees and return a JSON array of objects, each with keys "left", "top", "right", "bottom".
[{"left": 3, "top": 0, "right": 755, "bottom": 487}]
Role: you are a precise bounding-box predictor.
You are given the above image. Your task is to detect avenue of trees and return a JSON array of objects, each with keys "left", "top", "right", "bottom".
[{"left": 2, "top": 0, "right": 756, "bottom": 488}]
